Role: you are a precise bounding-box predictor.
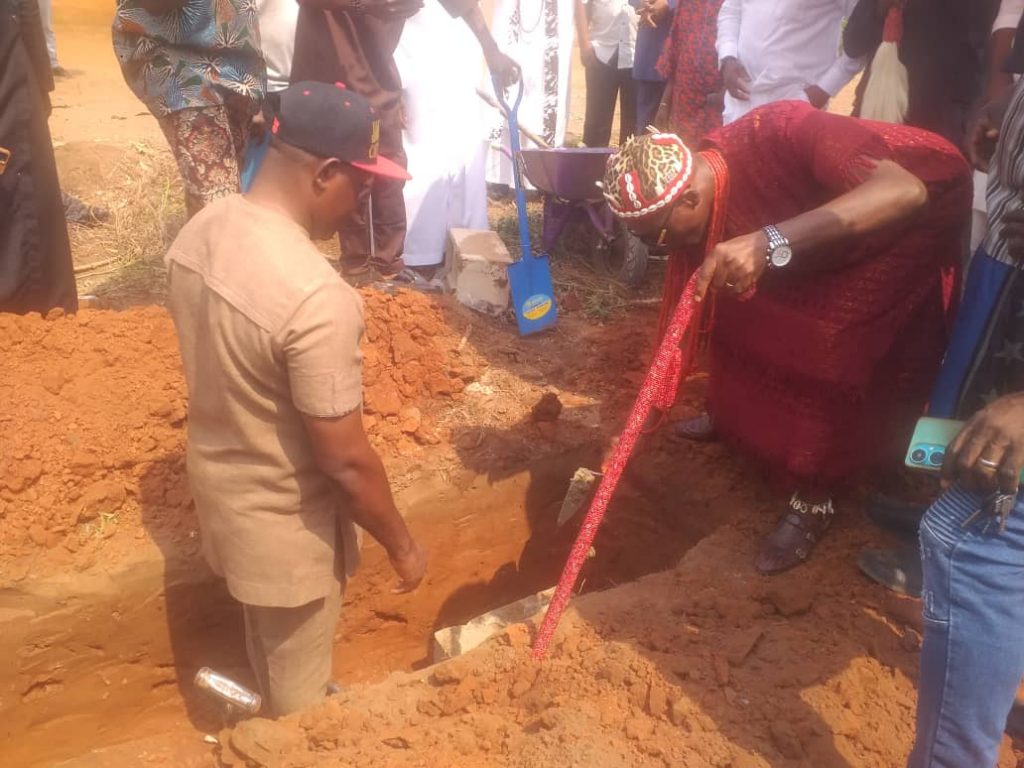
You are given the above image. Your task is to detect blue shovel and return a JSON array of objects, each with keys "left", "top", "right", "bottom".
[{"left": 492, "top": 76, "right": 558, "bottom": 336}]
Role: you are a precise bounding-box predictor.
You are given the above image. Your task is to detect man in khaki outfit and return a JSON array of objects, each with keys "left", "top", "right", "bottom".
[{"left": 165, "top": 82, "right": 426, "bottom": 717}]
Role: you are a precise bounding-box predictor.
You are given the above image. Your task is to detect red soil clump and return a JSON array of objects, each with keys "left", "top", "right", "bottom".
[
  {"left": 361, "top": 290, "right": 480, "bottom": 455},
  {"left": 0, "top": 290, "right": 479, "bottom": 580}
]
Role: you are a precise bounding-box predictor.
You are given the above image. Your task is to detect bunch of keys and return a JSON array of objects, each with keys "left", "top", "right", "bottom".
[{"left": 962, "top": 489, "right": 1019, "bottom": 534}]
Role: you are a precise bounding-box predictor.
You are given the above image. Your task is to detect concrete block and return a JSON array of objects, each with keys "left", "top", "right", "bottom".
[
  {"left": 444, "top": 228, "right": 513, "bottom": 317},
  {"left": 432, "top": 587, "right": 554, "bottom": 662}
]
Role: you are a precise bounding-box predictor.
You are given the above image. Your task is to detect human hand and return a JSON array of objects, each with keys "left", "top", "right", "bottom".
[
  {"left": 966, "top": 98, "right": 1008, "bottom": 173},
  {"left": 398, "top": 94, "right": 410, "bottom": 131},
  {"left": 706, "top": 89, "right": 725, "bottom": 111},
  {"left": 389, "top": 539, "right": 427, "bottom": 593},
  {"left": 804, "top": 85, "right": 830, "bottom": 109},
  {"left": 581, "top": 44, "right": 598, "bottom": 68},
  {"left": 250, "top": 110, "right": 267, "bottom": 140},
  {"left": 721, "top": 57, "right": 751, "bottom": 101},
  {"left": 694, "top": 229, "right": 768, "bottom": 302},
  {"left": 485, "top": 47, "right": 521, "bottom": 89},
  {"left": 653, "top": 99, "right": 670, "bottom": 131},
  {"left": 943, "top": 393, "right": 1024, "bottom": 494},
  {"left": 641, "top": 0, "right": 671, "bottom": 27}
]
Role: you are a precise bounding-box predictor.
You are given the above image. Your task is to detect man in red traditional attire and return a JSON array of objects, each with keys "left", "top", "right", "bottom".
[{"left": 602, "top": 100, "right": 971, "bottom": 574}]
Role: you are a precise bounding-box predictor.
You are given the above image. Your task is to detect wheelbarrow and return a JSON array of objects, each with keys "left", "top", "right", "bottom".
[
  {"left": 479, "top": 89, "right": 650, "bottom": 288},
  {"left": 519, "top": 147, "right": 650, "bottom": 287}
]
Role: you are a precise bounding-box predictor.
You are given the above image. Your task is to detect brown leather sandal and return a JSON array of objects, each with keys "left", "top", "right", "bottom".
[
  {"left": 670, "top": 412, "right": 718, "bottom": 442},
  {"left": 755, "top": 493, "right": 835, "bottom": 575}
]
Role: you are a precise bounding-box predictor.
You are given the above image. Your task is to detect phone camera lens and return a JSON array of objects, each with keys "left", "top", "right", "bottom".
[
  {"left": 930, "top": 450, "right": 945, "bottom": 466},
  {"left": 911, "top": 449, "right": 927, "bottom": 464}
]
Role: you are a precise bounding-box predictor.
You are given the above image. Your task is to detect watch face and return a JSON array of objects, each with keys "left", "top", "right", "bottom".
[{"left": 771, "top": 245, "right": 793, "bottom": 268}]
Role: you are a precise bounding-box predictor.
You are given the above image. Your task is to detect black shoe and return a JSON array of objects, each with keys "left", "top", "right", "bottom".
[
  {"left": 338, "top": 265, "right": 377, "bottom": 288},
  {"left": 62, "top": 192, "right": 109, "bottom": 226},
  {"left": 372, "top": 267, "right": 444, "bottom": 294},
  {"left": 864, "top": 493, "right": 926, "bottom": 543},
  {"left": 858, "top": 546, "right": 923, "bottom": 598}
]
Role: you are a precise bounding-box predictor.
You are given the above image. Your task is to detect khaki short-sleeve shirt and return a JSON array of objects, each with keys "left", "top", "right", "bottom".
[{"left": 166, "top": 195, "right": 362, "bottom": 608}]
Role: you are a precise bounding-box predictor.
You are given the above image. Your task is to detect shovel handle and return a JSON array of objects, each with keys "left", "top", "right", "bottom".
[
  {"left": 475, "top": 88, "right": 552, "bottom": 149},
  {"left": 492, "top": 76, "right": 534, "bottom": 262}
]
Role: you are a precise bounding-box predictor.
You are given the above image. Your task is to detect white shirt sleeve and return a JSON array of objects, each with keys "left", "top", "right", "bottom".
[
  {"left": 717, "top": 0, "right": 742, "bottom": 65},
  {"left": 994, "top": 0, "right": 1024, "bottom": 33},
  {"left": 818, "top": 52, "right": 865, "bottom": 96}
]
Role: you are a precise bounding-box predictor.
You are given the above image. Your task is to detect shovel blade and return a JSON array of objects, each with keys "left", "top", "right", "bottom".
[{"left": 508, "top": 254, "right": 557, "bottom": 336}]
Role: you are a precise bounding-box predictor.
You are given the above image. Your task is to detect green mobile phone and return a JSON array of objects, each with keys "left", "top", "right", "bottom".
[
  {"left": 906, "top": 416, "right": 1024, "bottom": 480},
  {"left": 905, "top": 417, "right": 964, "bottom": 473}
]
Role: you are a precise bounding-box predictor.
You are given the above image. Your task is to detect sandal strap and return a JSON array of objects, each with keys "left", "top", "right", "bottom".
[
  {"left": 780, "top": 512, "right": 829, "bottom": 543},
  {"left": 788, "top": 492, "right": 835, "bottom": 518}
]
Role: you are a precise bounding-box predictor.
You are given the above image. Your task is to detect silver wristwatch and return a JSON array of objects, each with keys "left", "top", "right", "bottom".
[{"left": 763, "top": 224, "right": 793, "bottom": 269}]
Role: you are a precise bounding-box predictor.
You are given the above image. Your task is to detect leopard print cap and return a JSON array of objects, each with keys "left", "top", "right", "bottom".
[{"left": 602, "top": 132, "right": 694, "bottom": 220}]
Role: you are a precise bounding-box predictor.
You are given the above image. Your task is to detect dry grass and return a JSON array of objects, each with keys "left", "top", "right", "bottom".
[
  {"left": 488, "top": 194, "right": 663, "bottom": 321},
  {"left": 67, "top": 142, "right": 662, "bottom": 314},
  {"left": 69, "top": 142, "right": 185, "bottom": 306}
]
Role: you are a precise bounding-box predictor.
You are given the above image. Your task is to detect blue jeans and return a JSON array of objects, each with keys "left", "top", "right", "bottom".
[{"left": 909, "top": 485, "right": 1024, "bottom": 767}]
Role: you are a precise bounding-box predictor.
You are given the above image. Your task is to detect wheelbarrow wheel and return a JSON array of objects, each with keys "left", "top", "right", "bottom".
[{"left": 594, "top": 227, "right": 648, "bottom": 288}]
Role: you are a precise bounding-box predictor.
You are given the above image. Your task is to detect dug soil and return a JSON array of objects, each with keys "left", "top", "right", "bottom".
[
  {"left": 2, "top": 289, "right": 733, "bottom": 767},
  {"left": 4, "top": 289, "right": 1021, "bottom": 768}
]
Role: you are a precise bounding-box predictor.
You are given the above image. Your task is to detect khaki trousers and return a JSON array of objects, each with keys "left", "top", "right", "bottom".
[{"left": 242, "top": 580, "right": 344, "bottom": 718}]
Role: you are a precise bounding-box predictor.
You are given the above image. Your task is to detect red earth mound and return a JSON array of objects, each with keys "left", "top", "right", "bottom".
[
  {"left": 0, "top": 290, "right": 480, "bottom": 581},
  {"left": 216, "top": 514, "right": 1024, "bottom": 768}
]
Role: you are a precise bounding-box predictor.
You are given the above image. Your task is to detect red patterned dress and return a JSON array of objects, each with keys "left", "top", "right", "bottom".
[
  {"left": 697, "top": 101, "right": 971, "bottom": 487},
  {"left": 656, "top": 0, "right": 723, "bottom": 145}
]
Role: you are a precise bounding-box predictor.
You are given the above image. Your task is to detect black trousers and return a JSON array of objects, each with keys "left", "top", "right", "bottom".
[
  {"left": 291, "top": 7, "right": 407, "bottom": 274},
  {"left": 0, "top": 1, "right": 77, "bottom": 315},
  {"left": 582, "top": 51, "right": 636, "bottom": 148}
]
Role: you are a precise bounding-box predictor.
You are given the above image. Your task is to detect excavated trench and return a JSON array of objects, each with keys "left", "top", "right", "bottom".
[{"left": 1, "top": 441, "right": 718, "bottom": 768}]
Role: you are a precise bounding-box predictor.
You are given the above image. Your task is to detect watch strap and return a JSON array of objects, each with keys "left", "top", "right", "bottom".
[
  {"left": 763, "top": 224, "right": 788, "bottom": 251},
  {"left": 763, "top": 224, "right": 789, "bottom": 268}
]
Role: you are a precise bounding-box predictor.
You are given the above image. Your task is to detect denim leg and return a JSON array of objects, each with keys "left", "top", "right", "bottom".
[{"left": 909, "top": 485, "right": 1024, "bottom": 767}]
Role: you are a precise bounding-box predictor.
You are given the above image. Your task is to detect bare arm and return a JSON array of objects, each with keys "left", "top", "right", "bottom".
[
  {"left": 302, "top": 410, "right": 426, "bottom": 592},
  {"left": 775, "top": 159, "right": 927, "bottom": 252},
  {"left": 696, "top": 160, "right": 928, "bottom": 299},
  {"left": 462, "top": 5, "right": 520, "bottom": 86}
]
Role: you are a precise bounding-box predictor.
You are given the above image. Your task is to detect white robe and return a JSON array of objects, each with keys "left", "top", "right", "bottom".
[
  {"left": 395, "top": 5, "right": 489, "bottom": 267},
  {"left": 483, "top": 0, "right": 575, "bottom": 187}
]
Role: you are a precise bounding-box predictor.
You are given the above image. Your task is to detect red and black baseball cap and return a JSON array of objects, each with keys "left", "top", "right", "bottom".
[{"left": 264, "top": 81, "right": 410, "bottom": 180}]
